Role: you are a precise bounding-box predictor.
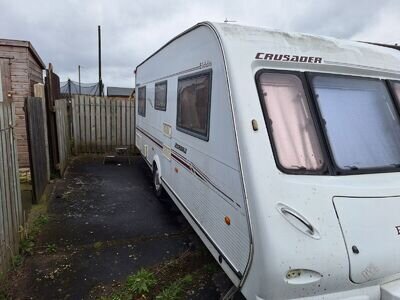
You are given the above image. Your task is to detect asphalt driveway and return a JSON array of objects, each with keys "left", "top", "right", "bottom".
[{"left": 4, "top": 156, "right": 236, "bottom": 299}]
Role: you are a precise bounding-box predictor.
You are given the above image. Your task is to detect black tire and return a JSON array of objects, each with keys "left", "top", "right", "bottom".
[{"left": 153, "top": 165, "right": 165, "bottom": 199}]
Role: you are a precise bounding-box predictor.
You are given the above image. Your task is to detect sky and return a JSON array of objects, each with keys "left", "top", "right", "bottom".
[{"left": 0, "top": 0, "right": 399, "bottom": 89}]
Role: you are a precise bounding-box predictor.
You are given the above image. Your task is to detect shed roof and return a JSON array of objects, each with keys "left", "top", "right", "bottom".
[
  {"left": 0, "top": 38, "right": 45, "bottom": 69},
  {"left": 107, "top": 86, "right": 134, "bottom": 97}
]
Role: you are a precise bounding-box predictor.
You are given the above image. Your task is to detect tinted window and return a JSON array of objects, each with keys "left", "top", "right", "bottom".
[
  {"left": 258, "top": 72, "right": 324, "bottom": 171},
  {"left": 177, "top": 71, "right": 211, "bottom": 140},
  {"left": 311, "top": 75, "right": 400, "bottom": 170},
  {"left": 138, "top": 86, "right": 146, "bottom": 117},
  {"left": 155, "top": 81, "right": 167, "bottom": 111}
]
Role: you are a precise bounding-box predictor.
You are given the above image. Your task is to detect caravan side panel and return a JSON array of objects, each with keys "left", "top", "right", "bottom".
[{"left": 135, "top": 25, "right": 251, "bottom": 280}]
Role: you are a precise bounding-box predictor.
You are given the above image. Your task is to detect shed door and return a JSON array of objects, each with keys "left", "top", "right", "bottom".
[{"left": 0, "top": 59, "right": 11, "bottom": 102}]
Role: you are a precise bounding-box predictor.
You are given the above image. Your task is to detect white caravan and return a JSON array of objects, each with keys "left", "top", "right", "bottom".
[{"left": 135, "top": 22, "right": 400, "bottom": 300}]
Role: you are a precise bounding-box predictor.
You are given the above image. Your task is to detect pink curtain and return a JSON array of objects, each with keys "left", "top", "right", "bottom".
[{"left": 260, "top": 73, "right": 324, "bottom": 170}]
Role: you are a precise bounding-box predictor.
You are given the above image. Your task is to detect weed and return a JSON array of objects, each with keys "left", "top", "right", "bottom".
[
  {"left": 0, "top": 290, "right": 8, "bottom": 300},
  {"left": 19, "top": 238, "right": 35, "bottom": 256},
  {"left": 125, "top": 268, "right": 156, "bottom": 295},
  {"left": 11, "top": 255, "right": 23, "bottom": 268},
  {"left": 99, "top": 294, "right": 126, "bottom": 300},
  {"left": 45, "top": 243, "right": 57, "bottom": 254},
  {"left": 34, "top": 214, "right": 49, "bottom": 227},
  {"left": 203, "top": 263, "right": 218, "bottom": 274},
  {"left": 156, "top": 275, "right": 193, "bottom": 300},
  {"left": 93, "top": 241, "right": 103, "bottom": 250}
]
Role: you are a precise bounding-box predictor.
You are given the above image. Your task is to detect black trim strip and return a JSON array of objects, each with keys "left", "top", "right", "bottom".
[
  {"left": 137, "top": 126, "right": 241, "bottom": 208},
  {"left": 161, "top": 177, "right": 243, "bottom": 279},
  {"left": 137, "top": 126, "right": 163, "bottom": 148}
]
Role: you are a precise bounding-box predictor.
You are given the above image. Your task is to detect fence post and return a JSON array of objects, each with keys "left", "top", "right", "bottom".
[{"left": 34, "top": 84, "right": 50, "bottom": 181}]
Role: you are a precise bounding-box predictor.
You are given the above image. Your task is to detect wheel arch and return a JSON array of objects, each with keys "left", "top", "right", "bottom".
[{"left": 152, "top": 154, "right": 162, "bottom": 177}]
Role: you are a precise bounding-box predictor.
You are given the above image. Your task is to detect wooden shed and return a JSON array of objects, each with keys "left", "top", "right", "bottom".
[{"left": 0, "top": 39, "right": 45, "bottom": 167}]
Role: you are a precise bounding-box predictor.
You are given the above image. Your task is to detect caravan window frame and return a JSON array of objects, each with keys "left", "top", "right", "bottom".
[
  {"left": 307, "top": 72, "right": 400, "bottom": 175},
  {"left": 155, "top": 80, "right": 167, "bottom": 111},
  {"left": 388, "top": 80, "right": 400, "bottom": 108},
  {"left": 255, "top": 69, "right": 330, "bottom": 175},
  {"left": 176, "top": 69, "right": 212, "bottom": 141},
  {"left": 256, "top": 69, "right": 400, "bottom": 176},
  {"left": 138, "top": 86, "right": 146, "bottom": 117}
]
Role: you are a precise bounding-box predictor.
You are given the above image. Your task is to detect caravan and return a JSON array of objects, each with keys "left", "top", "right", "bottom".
[{"left": 135, "top": 22, "right": 400, "bottom": 299}]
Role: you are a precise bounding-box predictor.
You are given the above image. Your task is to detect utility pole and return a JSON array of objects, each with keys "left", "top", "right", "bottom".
[
  {"left": 98, "top": 25, "right": 103, "bottom": 96},
  {"left": 68, "top": 78, "right": 71, "bottom": 99},
  {"left": 78, "top": 65, "right": 81, "bottom": 95}
]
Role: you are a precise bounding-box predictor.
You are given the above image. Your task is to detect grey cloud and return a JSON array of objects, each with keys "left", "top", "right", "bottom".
[{"left": 0, "top": 0, "right": 398, "bottom": 88}]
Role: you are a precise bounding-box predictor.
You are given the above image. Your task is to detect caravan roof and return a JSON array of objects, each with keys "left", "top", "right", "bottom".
[{"left": 137, "top": 22, "right": 400, "bottom": 79}]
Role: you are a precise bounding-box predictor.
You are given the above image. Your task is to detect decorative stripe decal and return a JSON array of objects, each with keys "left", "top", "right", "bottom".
[{"left": 136, "top": 126, "right": 241, "bottom": 208}]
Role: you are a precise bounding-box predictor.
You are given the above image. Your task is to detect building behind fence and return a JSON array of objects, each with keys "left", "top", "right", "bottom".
[{"left": 0, "top": 102, "right": 23, "bottom": 274}]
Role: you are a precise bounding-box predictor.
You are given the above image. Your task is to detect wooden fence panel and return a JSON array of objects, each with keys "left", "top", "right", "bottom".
[
  {"left": 71, "top": 95, "right": 135, "bottom": 154},
  {"left": 83, "top": 96, "right": 90, "bottom": 153},
  {"left": 25, "top": 97, "right": 49, "bottom": 203},
  {"left": 55, "top": 100, "right": 71, "bottom": 175},
  {"left": 71, "top": 96, "right": 80, "bottom": 154},
  {"left": 0, "top": 102, "right": 23, "bottom": 274},
  {"left": 105, "top": 99, "right": 111, "bottom": 152}
]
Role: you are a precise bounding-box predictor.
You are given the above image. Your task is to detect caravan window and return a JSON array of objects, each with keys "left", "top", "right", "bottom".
[
  {"left": 177, "top": 71, "right": 211, "bottom": 140},
  {"left": 138, "top": 86, "right": 146, "bottom": 117},
  {"left": 258, "top": 72, "right": 325, "bottom": 172},
  {"left": 311, "top": 75, "right": 400, "bottom": 171},
  {"left": 155, "top": 81, "right": 167, "bottom": 111}
]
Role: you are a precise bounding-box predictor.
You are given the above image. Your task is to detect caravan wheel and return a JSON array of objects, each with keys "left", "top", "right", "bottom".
[{"left": 153, "top": 165, "right": 165, "bottom": 199}]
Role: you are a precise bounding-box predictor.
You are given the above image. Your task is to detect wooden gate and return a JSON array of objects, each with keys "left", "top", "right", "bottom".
[
  {"left": 25, "top": 97, "right": 48, "bottom": 203},
  {"left": 0, "top": 102, "right": 23, "bottom": 273},
  {"left": 55, "top": 100, "right": 71, "bottom": 175},
  {"left": 71, "top": 95, "right": 135, "bottom": 153},
  {"left": 44, "top": 64, "right": 61, "bottom": 173}
]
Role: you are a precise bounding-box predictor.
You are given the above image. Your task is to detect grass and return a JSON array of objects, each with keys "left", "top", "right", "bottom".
[{"left": 156, "top": 274, "right": 193, "bottom": 300}]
